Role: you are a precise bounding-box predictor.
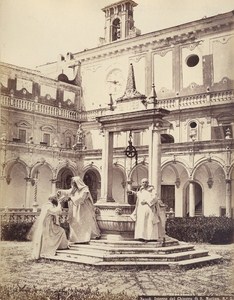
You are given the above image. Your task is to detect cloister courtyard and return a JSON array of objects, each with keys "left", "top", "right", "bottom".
[{"left": 0, "top": 241, "right": 233, "bottom": 299}]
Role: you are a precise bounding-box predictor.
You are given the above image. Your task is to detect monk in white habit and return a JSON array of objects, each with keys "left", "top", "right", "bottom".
[
  {"left": 129, "top": 178, "right": 166, "bottom": 241},
  {"left": 57, "top": 176, "right": 101, "bottom": 244},
  {"left": 30, "top": 195, "right": 68, "bottom": 259}
]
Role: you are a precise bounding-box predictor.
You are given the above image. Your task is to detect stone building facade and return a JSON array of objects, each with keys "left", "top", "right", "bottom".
[{"left": 0, "top": 0, "right": 233, "bottom": 217}]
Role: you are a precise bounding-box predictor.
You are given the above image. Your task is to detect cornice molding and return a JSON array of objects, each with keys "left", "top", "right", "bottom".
[
  {"left": 0, "top": 63, "right": 81, "bottom": 92},
  {"left": 70, "top": 11, "right": 234, "bottom": 64},
  {"left": 96, "top": 108, "right": 170, "bottom": 131}
]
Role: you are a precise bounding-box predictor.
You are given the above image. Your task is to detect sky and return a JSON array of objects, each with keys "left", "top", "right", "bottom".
[{"left": 0, "top": 0, "right": 233, "bottom": 69}]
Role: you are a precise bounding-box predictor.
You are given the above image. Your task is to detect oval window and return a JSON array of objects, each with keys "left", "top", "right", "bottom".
[
  {"left": 190, "top": 121, "right": 197, "bottom": 128},
  {"left": 186, "top": 54, "right": 199, "bottom": 67}
]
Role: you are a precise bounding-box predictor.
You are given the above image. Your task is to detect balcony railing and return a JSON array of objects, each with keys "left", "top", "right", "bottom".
[
  {"left": 0, "top": 95, "right": 81, "bottom": 121},
  {"left": 1, "top": 89, "right": 233, "bottom": 121},
  {"left": 0, "top": 207, "right": 175, "bottom": 240},
  {"left": 0, "top": 208, "right": 69, "bottom": 232}
]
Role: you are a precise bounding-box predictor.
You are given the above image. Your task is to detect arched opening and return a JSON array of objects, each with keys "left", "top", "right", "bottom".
[
  {"left": 65, "top": 136, "right": 72, "bottom": 149},
  {"left": 129, "top": 165, "right": 148, "bottom": 205},
  {"left": 162, "top": 162, "right": 189, "bottom": 217},
  {"left": 131, "top": 165, "right": 148, "bottom": 190},
  {"left": 58, "top": 73, "right": 69, "bottom": 83},
  {"left": 4, "top": 162, "right": 27, "bottom": 208},
  {"left": 56, "top": 168, "right": 74, "bottom": 208},
  {"left": 161, "top": 185, "right": 175, "bottom": 211},
  {"left": 112, "top": 167, "right": 126, "bottom": 203},
  {"left": 161, "top": 134, "right": 174, "bottom": 143},
  {"left": 83, "top": 170, "right": 101, "bottom": 203},
  {"left": 32, "top": 165, "right": 53, "bottom": 207},
  {"left": 56, "top": 168, "right": 74, "bottom": 189},
  {"left": 190, "top": 161, "right": 227, "bottom": 216},
  {"left": 112, "top": 18, "right": 121, "bottom": 41}
]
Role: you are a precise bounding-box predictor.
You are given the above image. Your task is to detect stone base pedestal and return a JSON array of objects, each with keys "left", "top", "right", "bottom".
[
  {"left": 53, "top": 236, "right": 222, "bottom": 268},
  {"left": 100, "top": 232, "right": 134, "bottom": 241}
]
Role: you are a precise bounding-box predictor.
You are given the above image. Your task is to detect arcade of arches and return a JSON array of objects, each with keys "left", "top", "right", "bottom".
[{"left": 1, "top": 157, "right": 233, "bottom": 217}]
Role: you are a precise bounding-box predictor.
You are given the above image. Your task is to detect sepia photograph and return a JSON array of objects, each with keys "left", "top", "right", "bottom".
[{"left": 0, "top": 0, "right": 233, "bottom": 299}]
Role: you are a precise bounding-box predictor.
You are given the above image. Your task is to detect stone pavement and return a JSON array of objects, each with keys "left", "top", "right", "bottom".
[{"left": 0, "top": 241, "right": 233, "bottom": 297}]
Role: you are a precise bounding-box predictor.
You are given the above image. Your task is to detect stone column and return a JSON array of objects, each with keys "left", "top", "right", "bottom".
[
  {"left": 51, "top": 179, "right": 57, "bottom": 195},
  {"left": 25, "top": 177, "right": 32, "bottom": 207},
  {"left": 173, "top": 45, "right": 181, "bottom": 92},
  {"left": 145, "top": 50, "right": 153, "bottom": 96},
  {"left": 148, "top": 123, "right": 162, "bottom": 198},
  {"left": 100, "top": 130, "right": 114, "bottom": 202},
  {"left": 126, "top": 179, "right": 133, "bottom": 191},
  {"left": 32, "top": 171, "right": 39, "bottom": 212},
  {"left": 122, "top": 11, "right": 127, "bottom": 38},
  {"left": 189, "top": 180, "right": 195, "bottom": 217},
  {"left": 225, "top": 179, "right": 231, "bottom": 217},
  {"left": 0, "top": 176, "right": 5, "bottom": 207}
]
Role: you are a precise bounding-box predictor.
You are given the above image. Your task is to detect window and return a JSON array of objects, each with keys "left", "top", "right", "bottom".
[
  {"left": 211, "top": 125, "right": 233, "bottom": 140},
  {"left": 133, "top": 131, "right": 141, "bottom": 146},
  {"left": 190, "top": 122, "right": 197, "bottom": 129},
  {"left": 220, "top": 207, "right": 233, "bottom": 217},
  {"left": 188, "top": 121, "right": 198, "bottom": 141},
  {"left": 161, "top": 134, "right": 174, "bottom": 144},
  {"left": 186, "top": 54, "right": 199, "bottom": 67},
  {"left": 19, "top": 129, "right": 26, "bottom": 143},
  {"left": 112, "top": 19, "right": 121, "bottom": 41},
  {"left": 161, "top": 185, "right": 175, "bottom": 211},
  {"left": 65, "top": 136, "right": 72, "bottom": 149},
  {"left": 43, "top": 133, "right": 50, "bottom": 146},
  {"left": 110, "top": 8, "right": 114, "bottom": 16}
]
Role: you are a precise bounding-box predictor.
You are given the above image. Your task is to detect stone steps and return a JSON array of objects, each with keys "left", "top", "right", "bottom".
[
  {"left": 48, "top": 237, "right": 222, "bottom": 269},
  {"left": 49, "top": 252, "right": 221, "bottom": 269},
  {"left": 67, "top": 243, "right": 196, "bottom": 256},
  {"left": 56, "top": 249, "right": 209, "bottom": 262},
  {"left": 89, "top": 238, "right": 179, "bottom": 248},
  {"left": 59, "top": 244, "right": 196, "bottom": 255},
  {"left": 174, "top": 254, "right": 222, "bottom": 268}
]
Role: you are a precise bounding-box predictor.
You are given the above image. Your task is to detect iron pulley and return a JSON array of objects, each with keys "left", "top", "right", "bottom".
[
  {"left": 124, "top": 131, "right": 138, "bottom": 164},
  {"left": 124, "top": 142, "right": 137, "bottom": 158}
]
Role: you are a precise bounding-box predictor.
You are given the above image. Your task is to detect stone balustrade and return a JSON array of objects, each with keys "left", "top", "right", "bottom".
[
  {"left": 158, "top": 90, "right": 233, "bottom": 110},
  {"left": 0, "top": 206, "right": 174, "bottom": 223},
  {"left": 0, "top": 206, "right": 175, "bottom": 240},
  {"left": 1, "top": 90, "right": 233, "bottom": 122},
  {"left": 0, "top": 208, "right": 69, "bottom": 224},
  {"left": 1, "top": 96, "right": 81, "bottom": 121}
]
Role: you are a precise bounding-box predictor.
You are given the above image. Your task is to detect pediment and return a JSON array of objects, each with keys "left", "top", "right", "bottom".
[
  {"left": 40, "top": 125, "right": 56, "bottom": 132},
  {"left": 15, "top": 120, "right": 31, "bottom": 128}
]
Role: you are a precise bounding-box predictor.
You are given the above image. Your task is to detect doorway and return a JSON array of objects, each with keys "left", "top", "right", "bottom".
[
  {"left": 185, "top": 182, "right": 203, "bottom": 216},
  {"left": 161, "top": 185, "right": 175, "bottom": 211},
  {"left": 83, "top": 170, "right": 101, "bottom": 203}
]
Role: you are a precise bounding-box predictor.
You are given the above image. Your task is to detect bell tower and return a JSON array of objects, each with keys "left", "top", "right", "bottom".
[{"left": 101, "top": 0, "right": 141, "bottom": 44}]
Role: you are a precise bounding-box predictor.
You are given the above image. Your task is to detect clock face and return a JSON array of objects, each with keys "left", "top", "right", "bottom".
[{"left": 106, "top": 69, "right": 124, "bottom": 96}]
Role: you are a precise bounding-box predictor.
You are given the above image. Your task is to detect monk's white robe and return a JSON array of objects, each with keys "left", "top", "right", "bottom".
[
  {"left": 130, "top": 186, "right": 162, "bottom": 241},
  {"left": 156, "top": 199, "right": 167, "bottom": 239},
  {"left": 59, "top": 186, "right": 100, "bottom": 243},
  {"left": 30, "top": 202, "right": 68, "bottom": 259}
]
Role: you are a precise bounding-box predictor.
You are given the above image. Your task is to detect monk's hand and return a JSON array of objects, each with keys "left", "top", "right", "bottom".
[
  {"left": 158, "top": 200, "right": 167, "bottom": 207},
  {"left": 57, "top": 191, "right": 64, "bottom": 203},
  {"left": 141, "top": 200, "right": 147, "bottom": 205}
]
